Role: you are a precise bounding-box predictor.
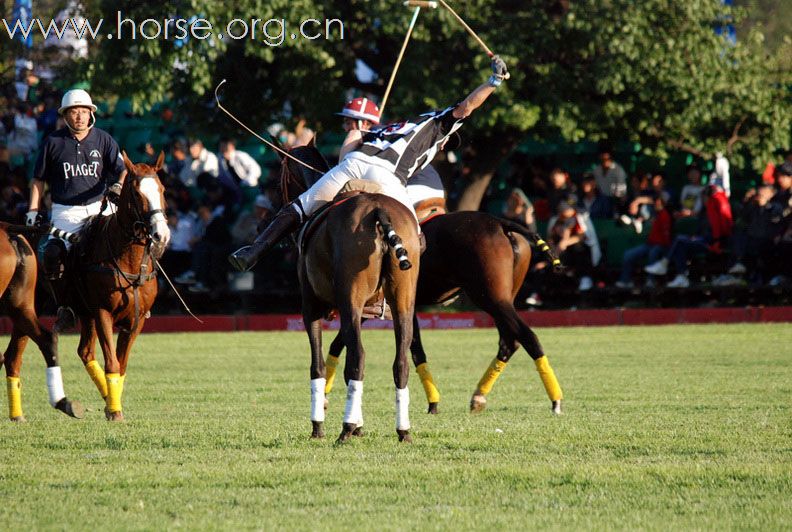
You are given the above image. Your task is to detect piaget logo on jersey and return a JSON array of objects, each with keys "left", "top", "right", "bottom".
[
  {"left": 89, "top": 149, "right": 101, "bottom": 158},
  {"left": 63, "top": 161, "right": 100, "bottom": 179}
]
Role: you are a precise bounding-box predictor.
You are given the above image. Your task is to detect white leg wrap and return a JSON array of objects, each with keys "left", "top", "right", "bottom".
[
  {"left": 343, "top": 380, "right": 364, "bottom": 425},
  {"left": 46, "top": 366, "right": 66, "bottom": 407},
  {"left": 310, "top": 378, "right": 326, "bottom": 422},
  {"left": 395, "top": 387, "right": 410, "bottom": 431}
]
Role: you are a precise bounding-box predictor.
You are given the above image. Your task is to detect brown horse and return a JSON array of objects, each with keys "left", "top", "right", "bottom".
[
  {"left": 280, "top": 147, "right": 421, "bottom": 443},
  {"left": 0, "top": 226, "right": 83, "bottom": 421},
  {"left": 66, "top": 152, "right": 170, "bottom": 421},
  {"left": 283, "top": 145, "right": 564, "bottom": 415}
]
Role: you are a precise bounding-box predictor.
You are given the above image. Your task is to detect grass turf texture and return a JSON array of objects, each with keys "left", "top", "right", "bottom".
[{"left": 1, "top": 323, "right": 790, "bottom": 530}]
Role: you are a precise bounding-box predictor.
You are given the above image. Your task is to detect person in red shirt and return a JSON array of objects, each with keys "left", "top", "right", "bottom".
[
  {"left": 644, "top": 184, "right": 733, "bottom": 287},
  {"left": 615, "top": 195, "right": 673, "bottom": 288}
]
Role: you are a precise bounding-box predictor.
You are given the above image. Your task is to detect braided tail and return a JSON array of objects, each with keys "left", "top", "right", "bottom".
[
  {"left": 375, "top": 208, "right": 412, "bottom": 271},
  {"left": 499, "top": 219, "right": 563, "bottom": 272}
]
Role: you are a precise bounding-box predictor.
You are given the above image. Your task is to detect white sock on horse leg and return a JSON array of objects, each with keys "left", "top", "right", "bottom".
[
  {"left": 344, "top": 380, "right": 363, "bottom": 426},
  {"left": 395, "top": 387, "right": 410, "bottom": 431},
  {"left": 46, "top": 366, "right": 66, "bottom": 406},
  {"left": 310, "top": 378, "right": 326, "bottom": 422}
]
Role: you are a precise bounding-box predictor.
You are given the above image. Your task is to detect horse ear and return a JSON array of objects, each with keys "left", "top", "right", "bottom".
[
  {"left": 155, "top": 150, "right": 165, "bottom": 171},
  {"left": 121, "top": 151, "right": 135, "bottom": 172}
]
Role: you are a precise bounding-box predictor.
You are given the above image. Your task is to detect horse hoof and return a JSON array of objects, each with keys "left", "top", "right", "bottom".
[
  {"left": 397, "top": 429, "right": 412, "bottom": 443},
  {"left": 10, "top": 415, "right": 27, "bottom": 423},
  {"left": 55, "top": 398, "right": 85, "bottom": 419},
  {"left": 352, "top": 426, "right": 365, "bottom": 437},
  {"left": 105, "top": 409, "right": 124, "bottom": 422},
  {"left": 551, "top": 400, "right": 562, "bottom": 415},
  {"left": 335, "top": 423, "right": 357, "bottom": 444},
  {"left": 311, "top": 421, "right": 325, "bottom": 439},
  {"left": 470, "top": 394, "right": 487, "bottom": 413},
  {"left": 427, "top": 402, "right": 439, "bottom": 415}
]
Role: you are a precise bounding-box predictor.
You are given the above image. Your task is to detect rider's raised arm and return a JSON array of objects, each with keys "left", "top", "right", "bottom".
[{"left": 452, "top": 55, "right": 509, "bottom": 120}]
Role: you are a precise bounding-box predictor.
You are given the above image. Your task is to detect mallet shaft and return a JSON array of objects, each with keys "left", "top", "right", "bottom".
[{"left": 381, "top": 7, "right": 422, "bottom": 115}]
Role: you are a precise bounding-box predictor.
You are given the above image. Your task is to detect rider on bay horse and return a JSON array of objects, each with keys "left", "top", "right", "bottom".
[
  {"left": 228, "top": 55, "right": 509, "bottom": 272},
  {"left": 26, "top": 89, "right": 127, "bottom": 333}
]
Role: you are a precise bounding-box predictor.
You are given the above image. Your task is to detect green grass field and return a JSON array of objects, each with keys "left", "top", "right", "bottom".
[{"left": 2, "top": 324, "right": 790, "bottom": 530}]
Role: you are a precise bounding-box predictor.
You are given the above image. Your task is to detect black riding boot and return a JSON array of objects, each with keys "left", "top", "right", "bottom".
[
  {"left": 228, "top": 206, "right": 303, "bottom": 272},
  {"left": 42, "top": 239, "right": 76, "bottom": 333}
]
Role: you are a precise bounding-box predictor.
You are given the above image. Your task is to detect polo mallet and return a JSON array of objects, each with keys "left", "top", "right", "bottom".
[
  {"left": 380, "top": 3, "right": 438, "bottom": 115},
  {"left": 406, "top": 0, "right": 510, "bottom": 79}
]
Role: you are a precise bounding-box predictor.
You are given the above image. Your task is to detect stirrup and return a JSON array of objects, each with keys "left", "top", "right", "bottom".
[{"left": 54, "top": 306, "right": 77, "bottom": 333}]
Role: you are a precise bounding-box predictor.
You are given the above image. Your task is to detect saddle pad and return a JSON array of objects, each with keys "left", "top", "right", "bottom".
[{"left": 297, "top": 193, "right": 361, "bottom": 254}]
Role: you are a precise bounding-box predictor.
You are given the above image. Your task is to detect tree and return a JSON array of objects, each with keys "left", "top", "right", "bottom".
[{"left": 71, "top": 0, "right": 790, "bottom": 209}]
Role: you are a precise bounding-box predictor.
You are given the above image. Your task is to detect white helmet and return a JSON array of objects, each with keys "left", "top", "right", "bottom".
[{"left": 59, "top": 89, "right": 97, "bottom": 114}]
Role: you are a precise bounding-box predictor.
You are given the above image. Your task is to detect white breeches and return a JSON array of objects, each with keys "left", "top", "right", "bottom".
[{"left": 51, "top": 201, "right": 115, "bottom": 250}]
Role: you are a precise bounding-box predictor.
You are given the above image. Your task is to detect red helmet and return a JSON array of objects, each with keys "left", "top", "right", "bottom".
[{"left": 337, "top": 97, "right": 380, "bottom": 124}]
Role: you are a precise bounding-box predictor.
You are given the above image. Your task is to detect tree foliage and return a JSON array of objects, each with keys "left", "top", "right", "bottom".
[{"left": 61, "top": 0, "right": 791, "bottom": 208}]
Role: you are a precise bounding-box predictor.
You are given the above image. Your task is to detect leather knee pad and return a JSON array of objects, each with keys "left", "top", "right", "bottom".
[{"left": 42, "top": 239, "right": 66, "bottom": 280}]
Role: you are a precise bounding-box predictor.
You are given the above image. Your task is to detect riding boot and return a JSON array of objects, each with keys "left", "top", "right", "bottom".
[
  {"left": 42, "top": 239, "right": 76, "bottom": 333},
  {"left": 228, "top": 206, "right": 303, "bottom": 272}
]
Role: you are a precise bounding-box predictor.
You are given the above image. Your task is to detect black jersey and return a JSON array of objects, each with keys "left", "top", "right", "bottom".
[
  {"left": 33, "top": 127, "right": 125, "bottom": 206},
  {"left": 355, "top": 106, "right": 464, "bottom": 184}
]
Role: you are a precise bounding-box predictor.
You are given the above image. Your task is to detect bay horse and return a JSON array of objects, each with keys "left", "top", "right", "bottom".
[
  {"left": 0, "top": 226, "right": 84, "bottom": 421},
  {"left": 66, "top": 151, "right": 170, "bottom": 421},
  {"left": 283, "top": 145, "right": 564, "bottom": 415},
  {"left": 279, "top": 144, "right": 421, "bottom": 443}
]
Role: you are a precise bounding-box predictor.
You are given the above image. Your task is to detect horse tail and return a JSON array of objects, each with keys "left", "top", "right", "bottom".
[
  {"left": 0, "top": 222, "right": 79, "bottom": 243},
  {"left": 375, "top": 208, "right": 412, "bottom": 271},
  {"left": 498, "top": 219, "right": 563, "bottom": 272}
]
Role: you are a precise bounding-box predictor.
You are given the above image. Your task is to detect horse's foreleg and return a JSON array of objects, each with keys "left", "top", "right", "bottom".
[
  {"left": 3, "top": 330, "right": 27, "bottom": 421},
  {"left": 324, "top": 330, "right": 345, "bottom": 396},
  {"left": 337, "top": 307, "right": 365, "bottom": 444},
  {"left": 410, "top": 313, "right": 440, "bottom": 414},
  {"left": 304, "top": 299, "right": 326, "bottom": 439},
  {"left": 94, "top": 310, "right": 123, "bottom": 421},
  {"left": 77, "top": 318, "right": 106, "bottom": 400},
  {"left": 15, "top": 306, "right": 84, "bottom": 419},
  {"left": 114, "top": 319, "right": 145, "bottom": 415}
]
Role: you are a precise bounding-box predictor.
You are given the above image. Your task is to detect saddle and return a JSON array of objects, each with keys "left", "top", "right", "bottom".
[{"left": 415, "top": 197, "right": 447, "bottom": 224}]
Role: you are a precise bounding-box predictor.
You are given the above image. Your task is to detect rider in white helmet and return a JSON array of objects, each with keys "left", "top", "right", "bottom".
[{"left": 26, "top": 88, "right": 127, "bottom": 332}]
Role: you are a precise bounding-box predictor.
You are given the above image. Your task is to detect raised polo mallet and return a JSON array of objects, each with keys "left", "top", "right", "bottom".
[
  {"left": 380, "top": 2, "right": 439, "bottom": 115},
  {"left": 406, "top": 0, "right": 510, "bottom": 79}
]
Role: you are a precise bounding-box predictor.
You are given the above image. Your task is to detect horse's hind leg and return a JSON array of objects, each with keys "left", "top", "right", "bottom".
[
  {"left": 470, "top": 330, "right": 519, "bottom": 413},
  {"left": 77, "top": 318, "right": 106, "bottom": 400},
  {"left": 4, "top": 330, "right": 28, "bottom": 421},
  {"left": 303, "top": 293, "right": 327, "bottom": 439},
  {"left": 410, "top": 313, "right": 440, "bottom": 414},
  {"left": 14, "top": 306, "right": 84, "bottom": 419},
  {"left": 336, "top": 305, "right": 365, "bottom": 444},
  {"left": 324, "top": 331, "right": 345, "bottom": 396}
]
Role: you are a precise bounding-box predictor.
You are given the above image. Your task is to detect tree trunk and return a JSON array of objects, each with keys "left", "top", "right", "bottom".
[
  {"left": 453, "top": 134, "right": 518, "bottom": 212},
  {"left": 456, "top": 169, "right": 496, "bottom": 212}
]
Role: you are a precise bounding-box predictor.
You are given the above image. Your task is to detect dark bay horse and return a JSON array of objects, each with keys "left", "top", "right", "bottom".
[
  {"left": 67, "top": 152, "right": 170, "bottom": 421},
  {"left": 0, "top": 226, "right": 83, "bottom": 421},
  {"left": 285, "top": 145, "right": 564, "bottom": 415},
  {"left": 280, "top": 145, "right": 421, "bottom": 443}
]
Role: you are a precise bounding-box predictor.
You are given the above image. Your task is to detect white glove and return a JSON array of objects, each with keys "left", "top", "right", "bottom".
[{"left": 25, "top": 210, "right": 40, "bottom": 227}]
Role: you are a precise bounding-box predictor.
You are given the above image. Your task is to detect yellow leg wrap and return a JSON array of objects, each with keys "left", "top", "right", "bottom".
[
  {"left": 85, "top": 360, "right": 108, "bottom": 398},
  {"left": 105, "top": 373, "right": 122, "bottom": 413},
  {"left": 324, "top": 355, "right": 340, "bottom": 395},
  {"left": 535, "top": 356, "right": 563, "bottom": 401},
  {"left": 415, "top": 363, "right": 440, "bottom": 404},
  {"left": 119, "top": 374, "right": 126, "bottom": 398},
  {"left": 6, "top": 376, "right": 23, "bottom": 419},
  {"left": 476, "top": 358, "right": 508, "bottom": 396}
]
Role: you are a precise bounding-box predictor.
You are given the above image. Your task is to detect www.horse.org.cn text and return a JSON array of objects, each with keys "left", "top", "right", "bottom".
[{"left": 2, "top": 12, "right": 345, "bottom": 46}]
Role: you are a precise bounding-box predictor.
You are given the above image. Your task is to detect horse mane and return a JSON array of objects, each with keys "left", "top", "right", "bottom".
[{"left": 279, "top": 144, "right": 330, "bottom": 205}]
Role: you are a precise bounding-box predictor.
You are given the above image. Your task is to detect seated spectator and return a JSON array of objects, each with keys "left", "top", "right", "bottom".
[
  {"left": 577, "top": 173, "right": 613, "bottom": 219},
  {"left": 231, "top": 194, "right": 274, "bottom": 247},
  {"left": 219, "top": 138, "right": 262, "bottom": 188},
  {"left": 620, "top": 173, "right": 671, "bottom": 233},
  {"left": 158, "top": 208, "right": 195, "bottom": 279},
  {"left": 615, "top": 195, "right": 673, "bottom": 288},
  {"left": 592, "top": 145, "right": 628, "bottom": 201},
  {"left": 546, "top": 168, "right": 576, "bottom": 215},
  {"left": 502, "top": 187, "right": 536, "bottom": 231},
  {"left": 645, "top": 184, "right": 733, "bottom": 287},
  {"left": 186, "top": 195, "right": 234, "bottom": 294},
  {"left": 725, "top": 185, "right": 781, "bottom": 283},
  {"left": 180, "top": 138, "right": 219, "bottom": 186},
  {"left": 547, "top": 200, "right": 601, "bottom": 291},
  {"left": 7, "top": 103, "right": 38, "bottom": 162},
  {"left": 677, "top": 164, "right": 706, "bottom": 218},
  {"left": 766, "top": 162, "right": 792, "bottom": 285}
]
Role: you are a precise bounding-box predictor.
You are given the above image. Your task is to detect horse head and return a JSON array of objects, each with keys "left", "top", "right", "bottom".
[
  {"left": 120, "top": 151, "right": 171, "bottom": 259},
  {"left": 278, "top": 136, "right": 330, "bottom": 205}
]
